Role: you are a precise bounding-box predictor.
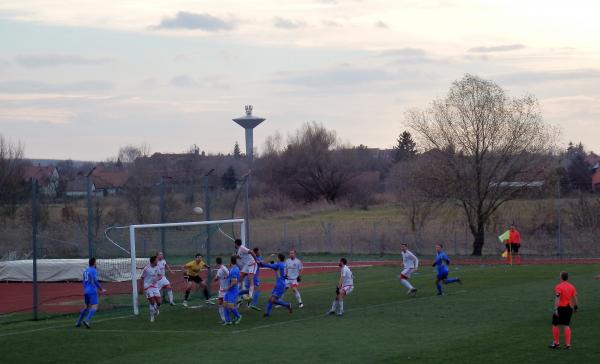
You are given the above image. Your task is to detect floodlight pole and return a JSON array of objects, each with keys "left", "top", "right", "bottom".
[
  {"left": 233, "top": 105, "right": 265, "bottom": 247},
  {"left": 86, "top": 166, "right": 96, "bottom": 259}
]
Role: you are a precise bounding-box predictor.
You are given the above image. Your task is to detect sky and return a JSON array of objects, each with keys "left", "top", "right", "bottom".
[{"left": 0, "top": 0, "right": 599, "bottom": 160}]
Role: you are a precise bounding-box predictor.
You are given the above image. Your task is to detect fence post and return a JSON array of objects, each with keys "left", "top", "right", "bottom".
[
  {"left": 86, "top": 170, "right": 94, "bottom": 258},
  {"left": 31, "top": 177, "right": 39, "bottom": 321},
  {"left": 556, "top": 181, "right": 563, "bottom": 259},
  {"left": 202, "top": 174, "right": 213, "bottom": 295},
  {"left": 160, "top": 176, "right": 166, "bottom": 255}
]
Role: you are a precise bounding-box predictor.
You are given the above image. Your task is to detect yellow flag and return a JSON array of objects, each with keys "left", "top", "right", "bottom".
[
  {"left": 498, "top": 230, "right": 510, "bottom": 243},
  {"left": 501, "top": 250, "right": 508, "bottom": 258}
]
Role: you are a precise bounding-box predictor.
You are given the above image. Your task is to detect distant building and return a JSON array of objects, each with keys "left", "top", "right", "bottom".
[
  {"left": 593, "top": 169, "right": 600, "bottom": 192},
  {"left": 64, "top": 176, "right": 96, "bottom": 198},
  {"left": 91, "top": 166, "right": 129, "bottom": 196},
  {"left": 21, "top": 165, "right": 60, "bottom": 197}
]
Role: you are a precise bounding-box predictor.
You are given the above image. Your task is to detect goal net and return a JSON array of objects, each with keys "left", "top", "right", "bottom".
[{"left": 103, "top": 218, "right": 246, "bottom": 315}]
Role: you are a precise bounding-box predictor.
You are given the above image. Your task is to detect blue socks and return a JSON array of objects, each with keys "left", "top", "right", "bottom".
[
  {"left": 224, "top": 308, "right": 230, "bottom": 322},
  {"left": 230, "top": 308, "right": 241, "bottom": 319},
  {"left": 436, "top": 283, "right": 443, "bottom": 294},
  {"left": 85, "top": 308, "right": 96, "bottom": 322},
  {"left": 76, "top": 308, "right": 88, "bottom": 325},
  {"left": 446, "top": 278, "right": 459, "bottom": 284},
  {"left": 252, "top": 291, "right": 260, "bottom": 306},
  {"left": 275, "top": 299, "right": 290, "bottom": 308}
]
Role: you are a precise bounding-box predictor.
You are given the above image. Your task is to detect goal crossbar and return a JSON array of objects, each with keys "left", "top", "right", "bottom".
[{"left": 129, "top": 218, "right": 246, "bottom": 315}]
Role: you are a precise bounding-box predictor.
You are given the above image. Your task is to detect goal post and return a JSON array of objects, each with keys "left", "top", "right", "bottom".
[{"left": 128, "top": 219, "right": 246, "bottom": 315}]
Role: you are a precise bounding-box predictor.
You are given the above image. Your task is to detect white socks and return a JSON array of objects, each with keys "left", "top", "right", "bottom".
[
  {"left": 168, "top": 290, "right": 174, "bottom": 304},
  {"left": 331, "top": 300, "right": 337, "bottom": 311},
  {"left": 400, "top": 279, "right": 414, "bottom": 290},
  {"left": 294, "top": 291, "right": 302, "bottom": 304},
  {"left": 338, "top": 300, "right": 344, "bottom": 313},
  {"left": 249, "top": 285, "right": 254, "bottom": 298},
  {"left": 218, "top": 307, "right": 225, "bottom": 322}
]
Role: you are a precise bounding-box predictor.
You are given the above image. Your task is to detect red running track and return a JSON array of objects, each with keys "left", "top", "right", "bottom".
[{"left": 1, "top": 258, "right": 598, "bottom": 314}]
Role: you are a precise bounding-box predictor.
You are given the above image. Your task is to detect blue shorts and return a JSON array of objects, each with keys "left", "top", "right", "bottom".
[
  {"left": 84, "top": 293, "right": 98, "bottom": 305},
  {"left": 271, "top": 282, "right": 285, "bottom": 298},
  {"left": 224, "top": 290, "right": 239, "bottom": 304},
  {"left": 437, "top": 271, "right": 449, "bottom": 280}
]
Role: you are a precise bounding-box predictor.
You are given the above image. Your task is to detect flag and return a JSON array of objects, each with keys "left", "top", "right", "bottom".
[
  {"left": 498, "top": 230, "right": 510, "bottom": 243},
  {"left": 501, "top": 251, "right": 508, "bottom": 258}
]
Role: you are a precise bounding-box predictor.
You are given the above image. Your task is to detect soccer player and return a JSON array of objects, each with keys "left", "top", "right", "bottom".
[
  {"left": 238, "top": 247, "right": 263, "bottom": 311},
  {"left": 285, "top": 250, "right": 304, "bottom": 308},
  {"left": 140, "top": 256, "right": 162, "bottom": 322},
  {"left": 328, "top": 258, "right": 353, "bottom": 316},
  {"left": 76, "top": 257, "right": 106, "bottom": 328},
  {"left": 261, "top": 253, "right": 293, "bottom": 317},
  {"left": 182, "top": 253, "right": 211, "bottom": 307},
  {"left": 223, "top": 256, "right": 243, "bottom": 325},
  {"left": 549, "top": 271, "right": 578, "bottom": 350},
  {"left": 213, "top": 257, "right": 229, "bottom": 324},
  {"left": 432, "top": 244, "right": 461, "bottom": 295},
  {"left": 234, "top": 239, "right": 258, "bottom": 303},
  {"left": 156, "top": 251, "right": 175, "bottom": 305},
  {"left": 399, "top": 243, "right": 419, "bottom": 295}
]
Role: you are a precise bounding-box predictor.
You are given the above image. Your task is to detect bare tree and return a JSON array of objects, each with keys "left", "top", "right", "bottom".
[
  {"left": 276, "top": 122, "right": 356, "bottom": 203},
  {"left": 0, "top": 134, "right": 27, "bottom": 215},
  {"left": 406, "top": 74, "right": 556, "bottom": 255},
  {"left": 117, "top": 143, "right": 151, "bottom": 164}
]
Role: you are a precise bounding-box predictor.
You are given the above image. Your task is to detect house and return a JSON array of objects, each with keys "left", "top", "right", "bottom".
[
  {"left": 21, "top": 165, "right": 60, "bottom": 197},
  {"left": 91, "top": 166, "right": 129, "bottom": 196},
  {"left": 64, "top": 176, "right": 97, "bottom": 198},
  {"left": 593, "top": 169, "right": 600, "bottom": 192}
]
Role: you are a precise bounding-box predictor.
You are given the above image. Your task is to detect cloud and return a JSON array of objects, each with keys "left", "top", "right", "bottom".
[
  {"left": 467, "top": 44, "right": 525, "bottom": 53},
  {"left": 273, "top": 66, "right": 390, "bottom": 88},
  {"left": 497, "top": 69, "right": 600, "bottom": 85},
  {"left": 380, "top": 48, "right": 427, "bottom": 57},
  {"left": 375, "top": 20, "right": 388, "bottom": 29},
  {"left": 15, "top": 54, "right": 112, "bottom": 68},
  {"left": 152, "top": 11, "right": 234, "bottom": 31},
  {"left": 0, "top": 80, "right": 113, "bottom": 93},
  {"left": 170, "top": 75, "right": 198, "bottom": 87},
  {"left": 322, "top": 20, "right": 341, "bottom": 27},
  {"left": 273, "top": 17, "right": 307, "bottom": 29}
]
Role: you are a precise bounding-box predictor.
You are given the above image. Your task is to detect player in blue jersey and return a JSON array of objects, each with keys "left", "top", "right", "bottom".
[
  {"left": 76, "top": 258, "right": 106, "bottom": 328},
  {"left": 223, "top": 256, "right": 243, "bottom": 325},
  {"left": 260, "top": 253, "right": 293, "bottom": 317},
  {"left": 432, "top": 244, "right": 461, "bottom": 295}
]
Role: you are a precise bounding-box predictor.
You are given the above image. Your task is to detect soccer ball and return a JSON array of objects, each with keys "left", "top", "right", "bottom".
[{"left": 192, "top": 207, "right": 204, "bottom": 214}]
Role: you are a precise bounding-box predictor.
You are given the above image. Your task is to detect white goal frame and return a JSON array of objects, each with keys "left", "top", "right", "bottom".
[{"left": 129, "top": 218, "right": 246, "bottom": 315}]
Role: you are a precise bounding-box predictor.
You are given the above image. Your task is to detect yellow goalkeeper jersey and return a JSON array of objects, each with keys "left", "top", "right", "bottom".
[{"left": 184, "top": 260, "right": 207, "bottom": 276}]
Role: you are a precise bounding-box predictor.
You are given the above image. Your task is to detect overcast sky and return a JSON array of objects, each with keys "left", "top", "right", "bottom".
[{"left": 0, "top": 0, "right": 599, "bottom": 160}]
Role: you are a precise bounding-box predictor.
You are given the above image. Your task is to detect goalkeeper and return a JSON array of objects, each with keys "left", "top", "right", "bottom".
[{"left": 182, "top": 254, "right": 211, "bottom": 307}]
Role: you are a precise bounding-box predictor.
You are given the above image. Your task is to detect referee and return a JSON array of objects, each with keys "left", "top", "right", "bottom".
[{"left": 549, "top": 271, "right": 578, "bottom": 350}]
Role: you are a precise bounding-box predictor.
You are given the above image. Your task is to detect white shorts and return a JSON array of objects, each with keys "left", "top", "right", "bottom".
[
  {"left": 285, "top": 278, "right": 299, "bottom": 288},
  {"left": 156, "top": 276, "right": 171, "bottom": 290},
  {"left": 144, "top": 286, "right": 161, "bottom": 299},
  {"left": 241, "top": 262, "right": 257, "bottom": 274},
  {"left": 341, "top": 285, "right": 353, "bottom": 295},
  {"left": 401, "top": 268, "right": 415, "bottom": 279},
  {"left": 218, "top": 288, "right": 227, "bottom": 299}
]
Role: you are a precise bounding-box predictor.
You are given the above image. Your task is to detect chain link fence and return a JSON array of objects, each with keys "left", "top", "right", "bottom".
[{"left": 1, "top": 175, "right": 598, "bottom": 322}]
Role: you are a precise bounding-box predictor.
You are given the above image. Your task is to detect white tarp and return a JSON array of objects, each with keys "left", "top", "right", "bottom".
[{"left": 0, "top": 258, "right": 149, "bottom": 282}]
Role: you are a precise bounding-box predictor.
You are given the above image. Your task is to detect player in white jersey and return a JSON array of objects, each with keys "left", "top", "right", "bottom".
[
  {"left": 328, "top": 258, "right": 353, "bottom": 316},
  {"left": 285, "top": 250, "right": 304, "bottom": 308},
  {"left": 156, "top": 251, "right": 175, "bottom": 305},
  {"left": 212, "top": 257, "right": 230, "bottom": 324},
  {"left": 140, "top": 256, "right": 162, "bottom": 322},
  {"left": 234, "top": 239, "right": 258, "bottom": 302},
  {"left": 399, "top": 243, "right": 419, "bottom": 296}
]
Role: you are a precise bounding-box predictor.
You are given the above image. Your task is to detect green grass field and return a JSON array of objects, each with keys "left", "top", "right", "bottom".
[{"left": 2, "top": 263, "right": 600, "bottom": 363}]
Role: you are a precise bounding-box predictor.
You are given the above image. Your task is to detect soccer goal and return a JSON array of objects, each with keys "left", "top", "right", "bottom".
[{"left": 104, "top": 218, "right": 246, "bottom": 315}]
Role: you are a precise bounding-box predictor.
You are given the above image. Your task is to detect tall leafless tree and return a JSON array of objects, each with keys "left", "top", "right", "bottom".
[{"left": 406, "top": 74, "right": 556, "bottom": 255}]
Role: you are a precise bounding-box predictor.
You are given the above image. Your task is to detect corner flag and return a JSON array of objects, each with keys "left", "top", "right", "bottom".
[{"left": 498, "top": 230, "right": 510, "bottom": 243}]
